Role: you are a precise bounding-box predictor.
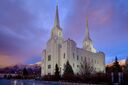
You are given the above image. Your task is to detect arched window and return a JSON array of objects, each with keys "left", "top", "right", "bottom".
[
  {"left": 48, "top": 65, "right": 51, "bottom": 69},
  {"left": 77, "top": 65, "right": 79, "bottom": 68},
  {"left": 73, "top": 53, "right": 75, "bottom": 59},
  {"left": 48, "top": 55, "right": 51, "bottom": 61},
  {"left": 63, "top": 53, "right": 65, "bottom": 59},
  {"left": 77, "top": 55, "right": 79, "bottom": 60}
]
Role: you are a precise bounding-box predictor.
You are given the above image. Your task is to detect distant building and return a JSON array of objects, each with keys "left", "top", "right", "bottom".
[
  {"left": 41, "top": 1, "right": 105, "bottom": 76},
  {"left": 106, "top": 59, "right": 127, "bottom": 67},
  {"left": 106, "top": 58, "right": 128, "bottom": 72}
]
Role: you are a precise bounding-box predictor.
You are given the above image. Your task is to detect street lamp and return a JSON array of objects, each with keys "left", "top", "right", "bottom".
[{"left": 60, "top": 66, "right": 62, "bottom": 76}]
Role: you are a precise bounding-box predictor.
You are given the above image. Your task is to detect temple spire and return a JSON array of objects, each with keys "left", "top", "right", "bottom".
[
  {"left": 54, "top": 0, "right": 60, "bottom": 27},
  {"left": 51, "top": 0, "right": 63, "bottom": 39},
  {"left": 85, "top": 16, "right": 91, "bottom": 40},
  {"left": 83, "top": 16, "right": 96, "bottom": 53}
]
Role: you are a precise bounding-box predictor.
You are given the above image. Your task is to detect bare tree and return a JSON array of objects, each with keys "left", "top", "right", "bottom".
[{"left": 79, "top": 57, "right": 94, "bottom": 78}]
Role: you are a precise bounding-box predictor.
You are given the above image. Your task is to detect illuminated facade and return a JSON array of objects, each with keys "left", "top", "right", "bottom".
[{"left": 41, "top": 2, "right": 105, "bottom": 76}]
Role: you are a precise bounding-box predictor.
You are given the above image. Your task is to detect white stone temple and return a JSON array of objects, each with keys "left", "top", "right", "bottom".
[{"left": 41, "top": 1, "right": 105, "bottom": 76}]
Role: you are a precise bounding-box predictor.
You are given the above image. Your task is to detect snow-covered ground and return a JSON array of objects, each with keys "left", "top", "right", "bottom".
[
  {"left": 0, "top": 79, "right": 100, "bottom": 85},
  {"left": 0, "top": 79, "right": 59, "bottom": 85}
]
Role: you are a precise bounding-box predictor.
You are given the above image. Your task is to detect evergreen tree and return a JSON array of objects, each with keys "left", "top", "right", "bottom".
[
  {"left": 113, "top": 57, "right": 122, "bottom": 72},
  {"left": 112, "top": 57, "right": 122, "bottom": 83},
  {"left": 124, "top": 57, "right": 128, "bottom": 73},
  {"left": 54, "top": 64, "right": 60, "bottom": 80},
  {"left": 23, "top": 68, "right": 28, "bottom": 76},
  {"left": 63, "top": 61, "right": 74, "bottom": 76}
]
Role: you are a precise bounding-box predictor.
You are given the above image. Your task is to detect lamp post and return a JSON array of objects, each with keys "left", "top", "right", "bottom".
[{"left": 60, "top": 66, "right": 62, "bottom": 76}]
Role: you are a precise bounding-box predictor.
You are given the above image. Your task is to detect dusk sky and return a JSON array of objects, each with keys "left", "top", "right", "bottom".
[{"left": 0, "top": 0, "right": 128, "bottom": 67}]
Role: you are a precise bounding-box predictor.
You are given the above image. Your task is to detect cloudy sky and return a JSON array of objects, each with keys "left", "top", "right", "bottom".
[{"left": 0, "top": 0, "right": 128, "bottom": 67}]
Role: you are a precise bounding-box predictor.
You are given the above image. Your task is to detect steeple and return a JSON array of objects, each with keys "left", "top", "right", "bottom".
[
  {"left": 54, "top": 0, "right": 60, "bottom": 28},
  {"left": 51, "top": 0, "right": 63, "bottom": 40},
  {"left": 85, "top": 16, "right": 91, "bottom": 41},
  {"left": 83, "top": 16, "right": 96, "bottom": 53}
]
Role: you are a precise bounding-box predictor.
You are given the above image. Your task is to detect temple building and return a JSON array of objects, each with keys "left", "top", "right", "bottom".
[{"left": 41, "top": 1, "right": 105, "bottom": 76}]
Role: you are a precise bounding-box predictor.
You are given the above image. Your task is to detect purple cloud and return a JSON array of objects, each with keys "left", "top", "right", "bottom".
[{"left": 0, "top": 0, "right": 128, "bottom": 66}]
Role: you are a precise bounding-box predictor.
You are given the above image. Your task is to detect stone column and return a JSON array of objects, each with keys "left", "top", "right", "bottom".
[
  {"left": 119, "top": 72, "right": 121, "bottom": 83},
  {"left": 111, "top": 72, "right": 114, "bottom": 83},
  {"left": 119, "top": 72, "right": 123, "bottom": 83}
]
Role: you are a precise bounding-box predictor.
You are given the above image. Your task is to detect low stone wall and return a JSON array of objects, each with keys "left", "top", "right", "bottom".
[
  {"left": 43, "top": 81, "right": 102, "bottom": 85},
  {"left": 58, "top": 82, "right": 99, "bottom": 85}
]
